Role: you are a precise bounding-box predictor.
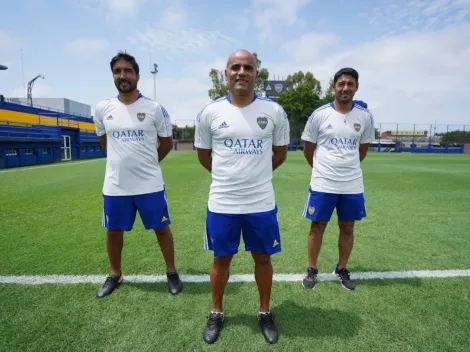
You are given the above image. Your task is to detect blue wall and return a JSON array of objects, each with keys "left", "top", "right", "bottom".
[{"left": 0, "top": 123, "right": 105, "bottom": 169}]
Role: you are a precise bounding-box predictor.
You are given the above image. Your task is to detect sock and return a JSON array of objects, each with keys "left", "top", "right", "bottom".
[
  {"left": 258, "top": 311, "right": 270, "bottom": 315},
  {"left": 211, "top": 311, "right": 223, "bottom": 315}
]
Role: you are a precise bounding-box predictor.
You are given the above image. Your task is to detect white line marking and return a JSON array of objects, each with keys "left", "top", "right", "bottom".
[
  {"left": 0, "top": 158, "right": 103, "bottom": 174},
  {"left": 1, "top": 269, "right": 470, "bottom": 285}
]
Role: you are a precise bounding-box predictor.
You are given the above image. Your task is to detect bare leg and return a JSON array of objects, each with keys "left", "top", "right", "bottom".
[
  {"left": 210, "top": 256, "right": 233, "bottom": 312},
  {"left": 154, "top": 226, "right": 176, "bottom": 272},
  {"left": 251, "top": 252, "right": 272, "bottom": 312},
  {"left": 106, "top": 230, "right": 124, "bottom": 276},
  {"left": 308, "top": 222, "right": 328, "bottom": 269},
  {"left": 338, "top": 221, "right": 355, "bottom": 269}
]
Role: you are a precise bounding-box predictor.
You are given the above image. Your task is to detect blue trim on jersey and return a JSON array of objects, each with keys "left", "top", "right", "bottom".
[
  {"left": 160, "top": 105, "right": 170, "bottom": 118},
  {"left": 226, "top": 93, "right": 258, "bottom": 104},
  {"left": 330, "top": 101, "right": 356, "bottom": 111},
  {"left": 116, "top": 92, "right": 144, "bottom": 102}
]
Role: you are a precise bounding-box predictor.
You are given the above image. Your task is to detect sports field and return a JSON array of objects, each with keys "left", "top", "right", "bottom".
[{"left": 1, "top": 152, "right": 469, "bottom": 351}]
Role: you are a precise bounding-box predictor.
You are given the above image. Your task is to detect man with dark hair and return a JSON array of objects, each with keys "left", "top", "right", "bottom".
[
  {"left": 93, "top": 51, "right": 183, "bottom": 298},
  {"left": 300, "top": 67, "right": 375, "bottom": 291},
  {"left": 194, "top": 49, "right": 290, "bottom": 345}
]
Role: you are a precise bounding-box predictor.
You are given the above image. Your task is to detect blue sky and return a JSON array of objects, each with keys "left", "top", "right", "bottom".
[{"left": 1, "top": 0, "right": 469, "bottom": 130}]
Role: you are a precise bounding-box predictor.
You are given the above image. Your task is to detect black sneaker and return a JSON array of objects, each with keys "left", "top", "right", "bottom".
[
  {"left": 334, "top": 264, "right": 356, "bottom": 291},
  {"left": 258, "top": 312, "right": 279, "bottom": 344},
  {"left": 203, "top": 312, "right": 224, "bottom": 344},
  {"left": 167, "top": 272, "right": 183, "bottom": 295},
  {"left": 96, "top": 273, "right": 123, "bottom": 298},
  {"left": 302, "top": 267, "right": 318, "bottom": 289}
]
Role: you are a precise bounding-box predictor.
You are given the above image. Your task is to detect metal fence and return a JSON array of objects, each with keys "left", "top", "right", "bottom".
[{"left": 174, "top": 118, "right": 469, "bottom": 146}]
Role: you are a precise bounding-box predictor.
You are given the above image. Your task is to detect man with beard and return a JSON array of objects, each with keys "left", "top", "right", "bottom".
[
  {"left": 194, "top": 49, "right": 290, "bottom": 345},
  {"left": 92, "top": 51, "right": 183, "bottom": 298},
  {"left": 300, "top": 67, "right": 375, "bottom": 291}
]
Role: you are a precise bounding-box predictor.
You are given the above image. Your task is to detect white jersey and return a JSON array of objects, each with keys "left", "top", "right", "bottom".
[
  {"left": 93, "top": 93, "right": 173, "bottom": 196},
  {"left": 194, "top": 95, "right": 290, "bottom": 214},
  {"left": 301, "top": 102, "right": 375, "bottom": 194}
]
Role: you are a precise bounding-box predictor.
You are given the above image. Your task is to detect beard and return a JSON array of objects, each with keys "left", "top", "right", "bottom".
[{"left": 116, "top": 80, "right": 136, "bottom": 93}]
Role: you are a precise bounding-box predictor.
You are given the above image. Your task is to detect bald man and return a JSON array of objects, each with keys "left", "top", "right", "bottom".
[{"left": 194, "top": 49, "right": 290, "bottom": 345}]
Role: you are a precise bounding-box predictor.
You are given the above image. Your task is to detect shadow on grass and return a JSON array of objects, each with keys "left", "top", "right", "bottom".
[
  {"left": 124, "top": 281, "right": 243, "bottom": 296},
  {"left": 228, "top": 300, "right": 362, "bottom": 338}
]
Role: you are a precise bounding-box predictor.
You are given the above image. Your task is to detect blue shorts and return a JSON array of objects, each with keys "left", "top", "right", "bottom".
[
  {"left": 204, "top": 206, "right": 281, "bottom": 257},
  {"left": 302, "top": 188, "right": 366, "bottom": 222},
  {"left": 102, "top": 190, "right": 171, "bottom": 231}
]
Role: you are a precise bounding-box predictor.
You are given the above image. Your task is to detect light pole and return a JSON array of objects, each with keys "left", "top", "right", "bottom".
[
  {"left": 27, "top": 74, "right": 45, "bottom": 106},
  {"left": 150, "top": 63, "right": 158, "bottom": 101}
]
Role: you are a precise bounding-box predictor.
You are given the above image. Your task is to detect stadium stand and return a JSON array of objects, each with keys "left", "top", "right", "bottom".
[{"left": 0, "top": 100, "right": 104, "bottom": 169}]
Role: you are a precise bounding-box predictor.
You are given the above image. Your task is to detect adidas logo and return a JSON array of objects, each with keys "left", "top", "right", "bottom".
[
  {"left": 326, "top": 124, "right": 333, "bottom": 129},
  {"left": 161, "top": 216, "right": 168, "bottom": 222},
  {"left": 106, "top": 115, "right": 113, "bottom": 120},
  {"left": 218, "top": 121, "right": 229, "bottom": 129}
]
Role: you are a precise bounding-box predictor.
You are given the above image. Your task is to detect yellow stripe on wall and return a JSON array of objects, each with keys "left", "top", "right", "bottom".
[{"left": 0, "top": 109, "right": 95, "bottom": 131}]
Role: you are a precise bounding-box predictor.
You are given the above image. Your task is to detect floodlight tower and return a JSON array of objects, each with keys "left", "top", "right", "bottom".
[
  {"left": 150, "top": 63, "right": 158, "bottom": 101},
  {"left": 27, "top": 74, "right": 45, "bottom": 106}
]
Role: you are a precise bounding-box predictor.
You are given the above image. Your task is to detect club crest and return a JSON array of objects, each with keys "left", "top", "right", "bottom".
[
  {"left": 308, "top": 206, "right": 315, "bottom": 215},
  {"left": 353, "top": 123, "right": 361, "bottom": 132},
  {"left": 274, "top": 83, "right": 283, "bottom": 93},
  {"left": 137, "top": 112, "right": 146, "bottom": 122},
  {"left": 257, "top": 116, "right": 268, "bottom": 130}
]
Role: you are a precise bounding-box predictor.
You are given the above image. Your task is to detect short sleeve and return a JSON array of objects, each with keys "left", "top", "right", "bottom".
[
  {"left": 154, "top": 104, "right": 173, "bottom": 137},
  {"left": 360, "top": 113, "right": 375, "bottom": 144},
  {"left": 273, "top": 106, "right": 290, "bottom": 146},
  {"left": 301, "top": 112, "right": 320, "bottom": 143},
  {"left": 92, "top": 104, "right": 106, "bottom": 137},
  {"left": 194, "top": 108, "right": 212, "bottom": 149}
]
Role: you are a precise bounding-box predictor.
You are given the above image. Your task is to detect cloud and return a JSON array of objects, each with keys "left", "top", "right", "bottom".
[
  {"left": 64, "top": 38, "right": 109, "bottom": 57},
  {"left": 359, "top": 0, "right": 470, "bottom": 34},
  {"left": 128, "top": 26, "right": 235, "bottom": 58},
  {"left": 160, "top": 0, "right": 188, "bottom": 29},
  {"left": 251, "top": 0, "right": 311, "bottom": 43},
  {"left": 268, "top": 23, "right": 470, "bottom": 125},
  {"left": 0, "top": 31, "right": 22, "bottom": 55},
  {"left": 281, "top": 33, "right": 340, "bottom": 63},
  {"left": 7, "top": 83, "right": 57, "bottom": 100},
  {"left": 67, "top": 0, "right": 146, "bottom": 20}
]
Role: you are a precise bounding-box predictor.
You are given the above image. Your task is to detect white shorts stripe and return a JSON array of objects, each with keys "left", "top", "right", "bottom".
[{"left": 302, "top": 189, "right": 311, "bottom": 217}]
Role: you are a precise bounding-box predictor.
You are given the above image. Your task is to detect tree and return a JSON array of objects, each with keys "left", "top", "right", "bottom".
[
  {"left": 285, "top": 71, "right": 322, "bottom": 96},
  {"left": 276, "top": 84, "right": 322, "bottom": 124},
  {"left": 276, "top": 71, "right": 333, "bottom": 124},
  {"left": 208, "top": 68, "right": 229, "bottom": 100},
  {"left": 207, "top": 52, "right": 269, "bottom": 100},
  {"left": 435, "top": 130, "right": 470, "bottom": 145},
  {"left": 253, "top": 52, "right": 269, "bottom": 95}
]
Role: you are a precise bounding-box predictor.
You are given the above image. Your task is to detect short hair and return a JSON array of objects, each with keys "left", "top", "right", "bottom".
[
  {"left": 110, "top": 51, "right": 140, "bottom": 74},
  {"left": 333, "top": 67, "right": 359, "bottom": 85}
]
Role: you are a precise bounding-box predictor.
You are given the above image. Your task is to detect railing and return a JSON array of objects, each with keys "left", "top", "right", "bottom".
[{"left": 2, "top": 97, "right": 91, "bottom": 118}]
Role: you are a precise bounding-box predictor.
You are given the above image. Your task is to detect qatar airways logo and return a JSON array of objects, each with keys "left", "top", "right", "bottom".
[
  {"left": 330, "top": 137, "right": 358, "bottom": 150},
  {"left": 112, "top": 130, "right": 145, "bottom": 142},
  {"left": 224, "top": 138, "right": 263, "bottom": 155}
]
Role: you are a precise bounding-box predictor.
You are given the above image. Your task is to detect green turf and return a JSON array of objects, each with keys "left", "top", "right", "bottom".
[
  {"left": 0, "top": 152, "right": 469, "bottom": 275},
  {"left": 1, "top": 152, "right": 470, "bottom": 351},
  {"left": 1, "top": 279, "right": 469, "bottom": 351}
]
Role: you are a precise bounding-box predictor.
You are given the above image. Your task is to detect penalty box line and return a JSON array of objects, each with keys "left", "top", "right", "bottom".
[{"left": 1, "top": 269, "right": 470, "bottom": 285}]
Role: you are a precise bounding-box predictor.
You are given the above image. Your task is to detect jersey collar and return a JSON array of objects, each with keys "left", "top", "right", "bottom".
[
  {"left": 117, "top": 91, "right": 143, "bottom": 102},
  {"left": 330, "top": 101, "right": 356, "bottom": 111},
  {"left": 226, "top": 93, "right": 258, "bottom": 104}
]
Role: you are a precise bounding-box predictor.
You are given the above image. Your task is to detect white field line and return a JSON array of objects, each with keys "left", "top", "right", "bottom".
[
  {"left": 0, "top": 158, "right": 103, "bottom": 174},
  {"left": 1, "top": 269, "right": 470, "bottom": 285}
]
